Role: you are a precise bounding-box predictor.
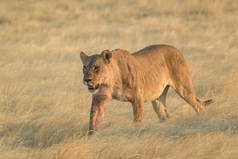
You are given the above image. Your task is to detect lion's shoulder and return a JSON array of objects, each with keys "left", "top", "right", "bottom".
[{"left": 112, "top": 49, "right": 131, "bottom": 57}]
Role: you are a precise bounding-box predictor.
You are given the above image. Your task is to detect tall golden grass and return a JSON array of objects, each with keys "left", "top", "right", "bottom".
[{"left": 0, "top": 0, "right": 238, "bottom": 158}]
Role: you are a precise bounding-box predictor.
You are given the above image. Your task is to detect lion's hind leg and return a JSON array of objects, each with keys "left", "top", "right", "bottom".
[
  {"left": 152, "top": 86, "right": 170, "bottom": 122},
  {"left": 172, "top": 81, "right": 204, "bottom": 113}
]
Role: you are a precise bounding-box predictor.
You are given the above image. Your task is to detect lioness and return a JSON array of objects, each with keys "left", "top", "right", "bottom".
[{"left": 80, "top": 44, "right": 213, "bottom": 134}]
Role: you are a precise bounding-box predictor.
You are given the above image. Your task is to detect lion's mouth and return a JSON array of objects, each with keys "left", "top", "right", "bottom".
[{"left": 88, "top": 84, "right": 100, "bottom": 92}]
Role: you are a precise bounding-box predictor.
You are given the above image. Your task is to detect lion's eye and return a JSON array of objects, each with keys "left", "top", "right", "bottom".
[{"left": 94, "top": 66, "right": 100, "bottom": 73}]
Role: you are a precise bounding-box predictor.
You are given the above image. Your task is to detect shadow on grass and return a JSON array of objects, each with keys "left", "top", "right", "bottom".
[
  {"left": 97, "top": 115, "right": 238, "bottom": 139},
  {"left": 0, "top": 116, "right": 89, "bottom": 148},
  {"left": 137, "top": 117, "right": 238, "bottom": 138},
  {"left": 0, "top": 17, "right": 10, "bottom": 25}
]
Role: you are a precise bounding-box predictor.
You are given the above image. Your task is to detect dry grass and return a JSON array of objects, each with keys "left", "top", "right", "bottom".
[{"left": 0, "top": 0, "right": 238, "bottom": 158}]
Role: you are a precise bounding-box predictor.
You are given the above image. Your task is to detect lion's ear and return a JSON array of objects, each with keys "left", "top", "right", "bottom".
[
  {"left": 80, "top": 51, "right": 88, "bottom": 65},
  {"left": 101, "top": 50, "right": 112, "bottom": 63}
]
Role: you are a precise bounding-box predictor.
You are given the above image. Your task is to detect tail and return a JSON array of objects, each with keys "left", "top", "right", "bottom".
[{"left": 203, "top": 99, "right": 214, "bottom": 106}]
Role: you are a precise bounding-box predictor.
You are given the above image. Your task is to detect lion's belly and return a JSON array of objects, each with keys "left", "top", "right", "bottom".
[
  {"left": 142, "top": 72, "right": 169, "bottom": 103},
  {"left": 143, "top": 82, "right": 167, "bottom": 102}
]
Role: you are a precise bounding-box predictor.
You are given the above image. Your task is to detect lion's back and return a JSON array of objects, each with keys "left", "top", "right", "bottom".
[
  {"left": 133, "top": 44, "right": 181, "bottom": 62},
  {"left": 132, "top": 45, "right": 186, "bottom": 74}
]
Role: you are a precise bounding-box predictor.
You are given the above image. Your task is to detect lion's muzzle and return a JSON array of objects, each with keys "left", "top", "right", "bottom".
[{"left": 84, "top": 79, "right": 100, "bottom": 93}]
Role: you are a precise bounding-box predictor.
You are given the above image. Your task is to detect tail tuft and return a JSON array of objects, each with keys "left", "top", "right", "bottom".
[{"left": 203, "top": 99, "right": 214, "bottom": 106}]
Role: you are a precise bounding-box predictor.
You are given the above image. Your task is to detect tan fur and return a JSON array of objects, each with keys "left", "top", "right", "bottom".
[{"left": 80, "top": 44, "right": 213, "bottom": 135}]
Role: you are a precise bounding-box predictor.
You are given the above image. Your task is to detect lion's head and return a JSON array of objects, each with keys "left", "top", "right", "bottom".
[{"left": 80, "top": 50, "right": 112, "bottom": 93}]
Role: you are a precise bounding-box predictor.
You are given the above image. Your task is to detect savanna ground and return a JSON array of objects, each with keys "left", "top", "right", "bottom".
[{"left": 0, "top": 0, "right": 238, "bottom": 158}]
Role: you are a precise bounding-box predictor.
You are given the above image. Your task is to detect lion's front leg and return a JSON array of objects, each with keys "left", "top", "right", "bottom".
[
  {"left": 131, "top": 98, "right": 144, "bottom": 123},
  {"left": 88, "top": 95, "right": 107, "bottom": 135}
]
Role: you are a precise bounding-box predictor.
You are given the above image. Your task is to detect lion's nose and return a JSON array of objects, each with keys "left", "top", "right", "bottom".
[{"left": 84, "top": 79, "right": 93, "bottom": 86}]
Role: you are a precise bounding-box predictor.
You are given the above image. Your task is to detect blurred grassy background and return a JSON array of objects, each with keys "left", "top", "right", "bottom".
[{"left": 0, "top": 0, "right": 238, "bottom": 158}]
